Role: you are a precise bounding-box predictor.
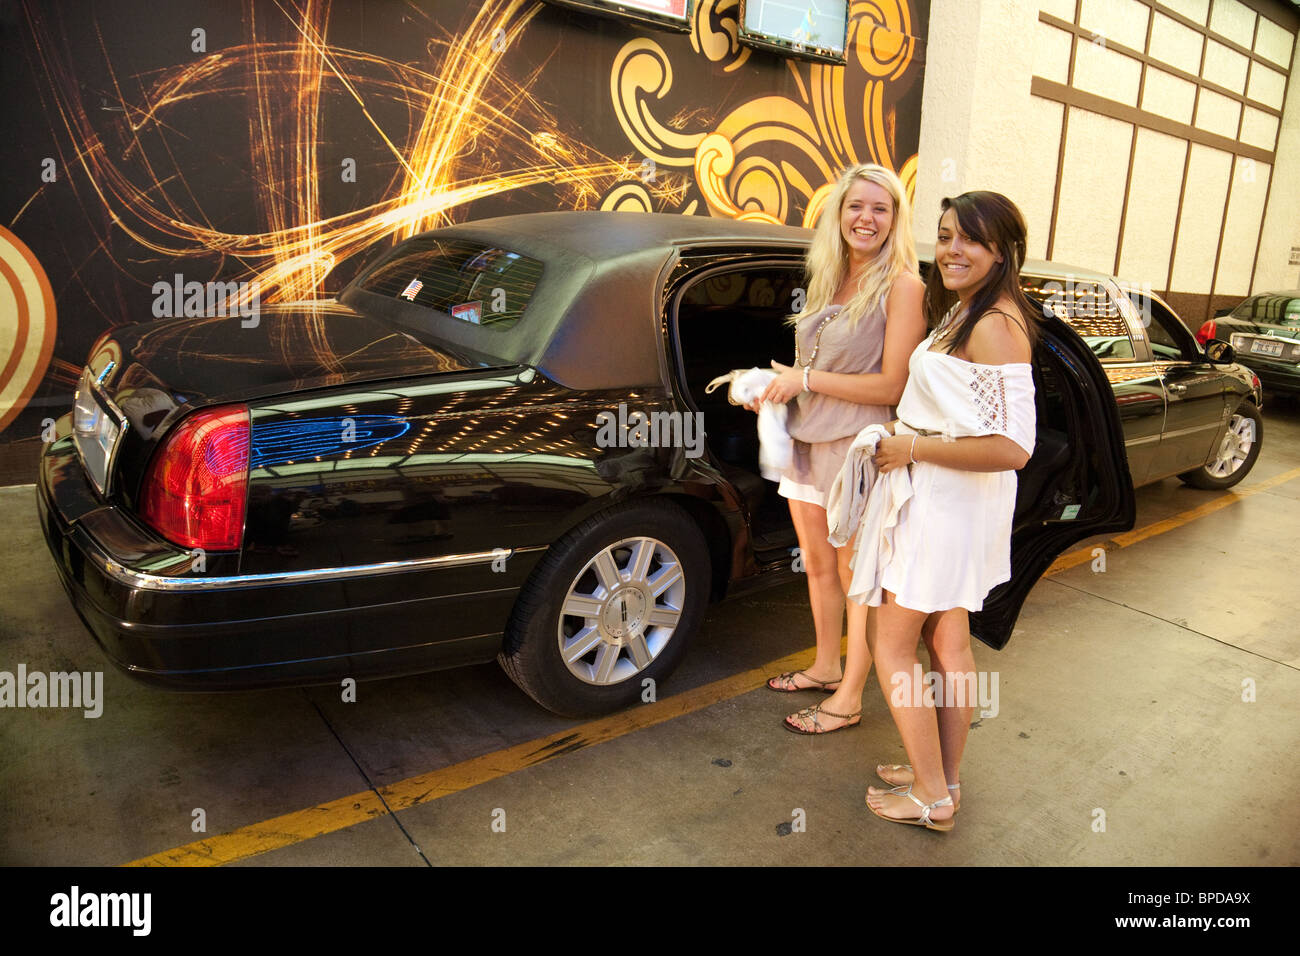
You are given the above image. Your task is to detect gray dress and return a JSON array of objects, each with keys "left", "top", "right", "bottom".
[{"left": 783, "top": 300, "right": 893, "bottom": 499}]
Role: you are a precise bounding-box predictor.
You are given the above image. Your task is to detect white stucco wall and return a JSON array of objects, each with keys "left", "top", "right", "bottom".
[
  {"left": 914, "top": 0, "right": 1297, "bottom": 297},
  {"left": 1252, "top": 35, "right": 1300, "bottom": 292},
  {"left": 911, "top": 0, "right": 1050, "bottom": 253}
]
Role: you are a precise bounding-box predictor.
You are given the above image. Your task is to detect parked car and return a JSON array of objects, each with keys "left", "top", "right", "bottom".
[
  {"left": 1196, "top": 289, "right": 1300, "bottom": 397},
  {"left": 39, "top": 211, "right": 1148, "bottom": 717},
  {"left": 1014, "top": 269, "right": 1263, "bottom": 490}
]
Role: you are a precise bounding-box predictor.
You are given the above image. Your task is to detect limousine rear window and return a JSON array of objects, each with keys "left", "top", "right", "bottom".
[{"left": 356, "top": 238, "right": 544, "bottom": 331}]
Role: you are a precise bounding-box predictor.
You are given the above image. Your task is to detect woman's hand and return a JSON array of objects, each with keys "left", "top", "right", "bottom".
[
  {"left": 872, "top": 434, "right": 915, "bottom": 474},
  {"left": 748, "top": 361, "right": 804, "bottom": 411}
]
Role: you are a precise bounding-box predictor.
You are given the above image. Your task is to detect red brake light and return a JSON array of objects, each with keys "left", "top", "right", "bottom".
[
  {"left": 141, "top": 406, "right": 250, "bottom": 551},
  {"left": 1196, "top": 319, "right": 1216, "bottom": 344}
]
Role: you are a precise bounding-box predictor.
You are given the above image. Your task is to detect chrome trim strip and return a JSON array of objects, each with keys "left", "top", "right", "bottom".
[
  {"left": 1124, "top": 421, "right": 1220, "bottom": 448},
  {"left": 1161, "top": 422, "right": 1222, "bottom": 440},
  {"left": 77, "top": 535, "right": 549, "bottom": 592}
]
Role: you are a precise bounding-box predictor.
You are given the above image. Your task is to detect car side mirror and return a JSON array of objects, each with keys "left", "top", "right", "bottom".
[{"left": 1204, "top": 339, "right": 1235, "bottom": 364}]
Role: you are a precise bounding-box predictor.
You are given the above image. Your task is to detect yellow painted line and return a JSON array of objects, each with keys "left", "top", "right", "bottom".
[
  {"left": 1046, "top": 464, "right": 1300, "bottom": 575},
  {"left": 125, "top": 642, "right": 831, "bottom": 867}
]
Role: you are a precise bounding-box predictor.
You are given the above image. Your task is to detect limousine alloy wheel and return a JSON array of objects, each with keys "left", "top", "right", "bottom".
[
  {"left": 498, "top": 499, "right": 709, "bottom": 717},
  {"left": 1179, "top": 402, "right": 1263, "bottom": 490}
]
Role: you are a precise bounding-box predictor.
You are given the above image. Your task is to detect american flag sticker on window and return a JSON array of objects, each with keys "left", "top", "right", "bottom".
[{"left": 400, "top": 278, "right": 423, "bottom": 301}]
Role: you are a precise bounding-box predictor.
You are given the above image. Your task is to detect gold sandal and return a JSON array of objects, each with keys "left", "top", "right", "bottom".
[
  {"left": 782, "top": 703, "right": 861, "bottom": 735},
  {"left": 765, "top": 670, "right": 842, "bottom": 693}
]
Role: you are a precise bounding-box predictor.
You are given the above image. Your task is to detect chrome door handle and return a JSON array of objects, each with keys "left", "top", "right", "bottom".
[{"left": 1168, "top": 383, "right": 1187, "bottom": 393}]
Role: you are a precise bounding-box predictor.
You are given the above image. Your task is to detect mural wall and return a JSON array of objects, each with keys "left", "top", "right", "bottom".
[{"left": 0, "top": 0, "right": 928, "bottom": 483}]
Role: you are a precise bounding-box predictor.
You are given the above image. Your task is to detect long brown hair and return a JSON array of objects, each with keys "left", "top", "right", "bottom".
[{"left": 923, "top": 191, "right": 1039, "bottom": 356}]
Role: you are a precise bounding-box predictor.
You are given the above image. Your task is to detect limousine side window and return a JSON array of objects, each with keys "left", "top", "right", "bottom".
[
  {"left": 1022, "top": 277, "right": 1136, "bottom": 363},
  {"left": 1125, "top": 291, "right": 1199, "bottom": 362}
]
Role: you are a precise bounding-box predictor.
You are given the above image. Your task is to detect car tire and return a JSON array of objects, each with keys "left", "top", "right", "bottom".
[
  {"left": 498, "top": 498, "right": 711, "bottom": 717},
  {"left": 1178, "top": 402, "right": 1263, "bottom": 490}
]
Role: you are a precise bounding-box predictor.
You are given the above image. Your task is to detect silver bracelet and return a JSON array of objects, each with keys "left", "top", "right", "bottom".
[
  {"left": 909, "top": 434, "right": 919, "bottom": 463},
  {"left": 802, "top": 366, "right": 811, "bottom": 392}
]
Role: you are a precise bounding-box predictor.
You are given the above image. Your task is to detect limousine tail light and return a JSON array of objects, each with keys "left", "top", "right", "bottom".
[
  {"left": 140, "top": 406, "right": 250, "bottom": 551},
  {"left": 1196, "top": 319, "right": 1216, "bottom": 344}
]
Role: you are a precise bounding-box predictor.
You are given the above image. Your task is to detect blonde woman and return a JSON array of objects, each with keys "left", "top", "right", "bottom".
[{"left": 752, "top": 163, "right": 926, "bottom": 733}]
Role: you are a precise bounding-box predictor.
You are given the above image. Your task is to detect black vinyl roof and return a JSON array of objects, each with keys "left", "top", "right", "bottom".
[
  {"left": 343, "top": 211, "right": 813, "bottom": 391},
  {"left": 441, "top": 210, "right": 813, "bottom": 259}
]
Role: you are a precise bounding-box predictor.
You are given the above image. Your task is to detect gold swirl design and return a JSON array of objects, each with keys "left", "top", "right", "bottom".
[
  {"left": 690, "top": 0, "right": 750, "bottom": 73},
  {"left": 850, "top": 0, "right": 914, "bottom": 80},
  {"left": 732, "top": 155, "right": 786, "bottom": 223},
  {"left": 599, "top": 182, "right": 655, "bottom": 212},
  {"left": 694, "top": 133, "right": 739, "bottom": 218},
  {"left": 898, "top": 153, "right": 918, "bottom": 206},
  {"left": 610, "top": 39, "right": 706, "bottom": 169},
  {"left": 802, "top": 182, "right": 837, "bottom": 229},
  {"left": 614, "top": 0, "right": 920, "bottom": 225}
]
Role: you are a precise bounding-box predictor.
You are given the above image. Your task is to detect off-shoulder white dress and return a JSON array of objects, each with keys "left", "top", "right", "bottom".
[{"left": 845, "top": 329, "right": 1037, "bottom": 612}]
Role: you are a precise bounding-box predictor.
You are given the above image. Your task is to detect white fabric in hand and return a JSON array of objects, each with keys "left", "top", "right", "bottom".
[
  {"left": 825, "top": 423, "right": 891, "bottom": 547},
  {"left": 705, "top": 368, "right": 792, "bottom": 481}
]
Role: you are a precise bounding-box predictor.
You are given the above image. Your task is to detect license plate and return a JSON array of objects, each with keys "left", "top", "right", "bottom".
[
  {"left": 72, "top": 367, "right": 126, "bottom": 496},
  {"left": 1250, "top": 339, "right": 1284, "bottom": 357}
]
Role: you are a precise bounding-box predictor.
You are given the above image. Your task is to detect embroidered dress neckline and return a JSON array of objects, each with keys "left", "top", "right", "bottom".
[
  {"left": 923, "top": 333, "right": 1029, "bottom": 368},
  {"left": 924, "top": 348, "right": 1031, "bottom": 369}
]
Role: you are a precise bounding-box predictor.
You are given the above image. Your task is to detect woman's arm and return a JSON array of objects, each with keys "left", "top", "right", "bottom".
[
  {"left": 875, "top": 433, "right": 1029, "bottom": 474},
  {"left": 753, "top": 272, "right": 927, "bottom": 408}
]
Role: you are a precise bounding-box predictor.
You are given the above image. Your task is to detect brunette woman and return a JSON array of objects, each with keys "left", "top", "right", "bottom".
[{"left": 848, "top": 190, "right": 1039, "bottom": 828}]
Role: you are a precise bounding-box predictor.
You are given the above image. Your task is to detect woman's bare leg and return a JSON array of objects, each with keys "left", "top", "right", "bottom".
[
  {"left": 925, "top": 608, "right": 974, "bottom": 788},
  {"left": 781, "top": 505, "right": 875, "bottom": 730},
  {"left": 864, "top": 590, "right": 954, "bottom": 823},
  {"left": 777, "top": 499, "right": 845, "bottom": 688},
  {"left": 789, "top": 541, "right": 874, "bottom": 728},
  {"left": 876, "top": 612, "right": 966, "bottom": 807}
]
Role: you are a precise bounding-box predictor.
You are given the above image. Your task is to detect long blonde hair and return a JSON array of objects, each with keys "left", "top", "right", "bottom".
[{"left": 791, "top": 163, "right": 917, "bottom": 329}]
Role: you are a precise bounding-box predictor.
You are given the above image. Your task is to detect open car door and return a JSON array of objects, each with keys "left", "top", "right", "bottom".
[{"left": 969, "top": 307, "right": 1136, "bottom": 648}]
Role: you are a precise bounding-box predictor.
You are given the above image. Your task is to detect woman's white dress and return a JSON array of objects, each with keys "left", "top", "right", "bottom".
[{"left": 845, "top": 331, "right": 1037, "bottom": 613}]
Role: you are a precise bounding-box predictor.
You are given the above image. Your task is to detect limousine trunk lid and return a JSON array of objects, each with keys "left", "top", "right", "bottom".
[{"left": 74, "top": 299, "right": 503, "bottom": 510}]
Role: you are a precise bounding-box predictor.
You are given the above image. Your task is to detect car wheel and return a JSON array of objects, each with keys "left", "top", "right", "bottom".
[
  {"left": 498, "top": 498, "right": 710, "bottom": 717},
  {"left": 1178, "top": 402, "right": 1263, "bottom": 490}
]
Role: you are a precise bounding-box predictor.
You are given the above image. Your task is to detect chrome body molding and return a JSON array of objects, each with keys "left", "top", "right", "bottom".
[
  {"left": 1161, "top": 421, "right": 1225, "bottom": 440},
  {"left": 81, "top": 538, "right": 550, "bottom": 592}
]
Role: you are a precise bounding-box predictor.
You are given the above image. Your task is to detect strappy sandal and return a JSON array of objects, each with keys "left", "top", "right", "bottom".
[
  {"left": 866, "top": 784, "right": 955, "bottom": 832},
  {"left": 782, "top": 703, "right": 861, "bottom": 735},
  {"left": 765, "top": 670, "right": 843, "bottom": 694},
  {"left": 876, "top": 764, "right": 961, "bottom": 810}
]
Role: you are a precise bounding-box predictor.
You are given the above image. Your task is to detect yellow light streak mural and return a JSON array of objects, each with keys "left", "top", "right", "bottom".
[{"left": 1, "top": 0, "right": 924, "bottom": 452}]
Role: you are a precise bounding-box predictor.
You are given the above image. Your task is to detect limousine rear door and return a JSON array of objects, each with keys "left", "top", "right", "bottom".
[{"left": 968, "top": 307, "right": 1136, "bottom": 649}]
